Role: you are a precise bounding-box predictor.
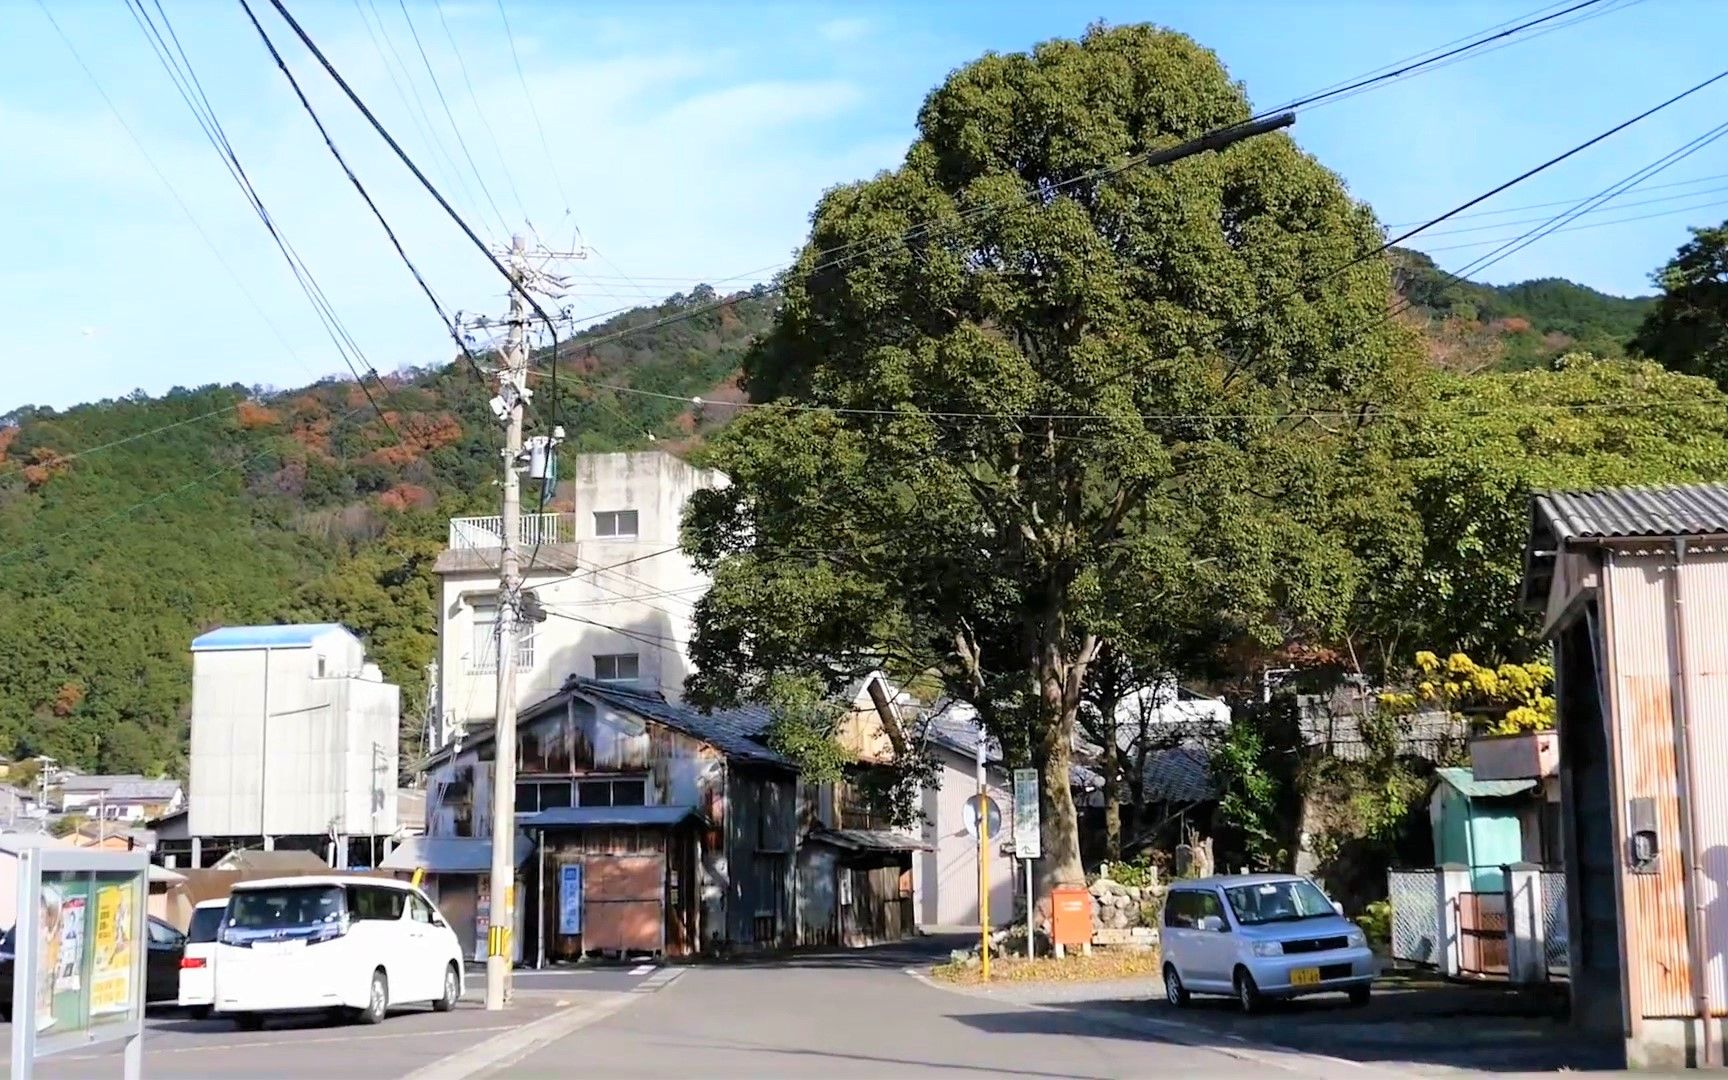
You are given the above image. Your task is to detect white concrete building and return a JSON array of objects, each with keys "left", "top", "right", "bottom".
[
  {"left": 431, "top": 451, "right": 725, "bottom": 748},
  {"left": 186, "top": 623, "right": 400, "bottom": 866}
]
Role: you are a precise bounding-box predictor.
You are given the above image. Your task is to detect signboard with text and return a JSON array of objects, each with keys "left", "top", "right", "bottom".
[
  {"left": 1012, "top": 768, "right": 1041, "bottom": 858},
  {"left": 4, "top": 842, "right": 148, "bottom": 1079}
]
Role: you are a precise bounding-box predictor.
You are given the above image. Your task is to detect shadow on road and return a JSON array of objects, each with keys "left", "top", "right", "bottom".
[
  {"left": 947, "top": 979, "right": 1627, "bottom": 1074},
  {"left": 680, "top": 935, "right": 971, "bottom": 973}
]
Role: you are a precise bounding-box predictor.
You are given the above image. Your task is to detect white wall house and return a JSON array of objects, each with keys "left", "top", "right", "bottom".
[
  {"left": 57, "top": 775, "right": 184, "bottom": 823},
  {"left": 186, "top": 623, "right": 400, "bottom": 866},
  {"left": 431, "top": 451, "right": 725, "bottom": 748}
]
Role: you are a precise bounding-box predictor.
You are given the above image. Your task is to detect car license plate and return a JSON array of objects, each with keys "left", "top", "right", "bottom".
[
  {"left": 256, "top": 940, "right": 305, "bottom": 955},
  {"left": 1290, "top": 967, "right": 1320, "bottom": 986}
]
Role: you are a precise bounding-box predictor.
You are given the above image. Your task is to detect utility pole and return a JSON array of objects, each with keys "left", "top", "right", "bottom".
[{"left": 484, "top": 234, "right": 531, "bottom": 1011}]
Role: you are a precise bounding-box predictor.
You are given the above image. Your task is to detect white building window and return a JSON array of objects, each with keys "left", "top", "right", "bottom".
[
  {"left": 593, "top": 653, "right": 640, "bottom": 683},
  {"left": 594, "top": 510, "right": 638, "bottom": 539},
  {"left": 470, "top": 603, "right": 533, "bottom": 673}
]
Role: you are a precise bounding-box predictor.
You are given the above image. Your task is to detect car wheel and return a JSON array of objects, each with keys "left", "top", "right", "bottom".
[
  {"left": 1348, "top": 984, "right": 1372, "bottom": 1007},
  {"left": 234, "top": 1013, "right": 266, "bottom": 1031},
  {"left": 432, "top": 963, "right": 459, "bottom": 1013},
  {"left": 1163, "top": 964, "right": 1190, "bottom": 1008},
  {"left": 1234, "top": 968, "right": 1264, "bottom": 1015},
  {"left": 354, "top": 969, "right": 388, "bottom": 1025}
]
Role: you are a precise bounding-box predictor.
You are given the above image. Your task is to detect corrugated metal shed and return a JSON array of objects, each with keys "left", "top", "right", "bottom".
[
  {"left": 1535, "top": 484, "right": 1728, "bottom": 542},
  {"left": 519, "top": 805, "right": 701, "bottom": 829},
  {"left": 1434, "top": 766, "right": 1538, "bottom": 800},
  {"left": 574, "top": 681, "right": 791, "bottom": 769},
  {"left": 190, "top": 623, "right": 355, "bottom": 650}
]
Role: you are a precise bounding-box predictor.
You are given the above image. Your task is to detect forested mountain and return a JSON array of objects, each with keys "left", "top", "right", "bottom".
[
  {"left": 1389, "top": 247, "right": 1655, "bottom": 371},
  {"left": 0, "top": 259, "right": 1663, "bottom": 779},
  {"left": 0, "top": 288, "right": 776, "bottom": 777}
]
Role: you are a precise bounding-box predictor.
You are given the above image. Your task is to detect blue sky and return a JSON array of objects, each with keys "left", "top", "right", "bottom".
[{"left": 2, "top": 0, "right": 1724, "bottom": 413}]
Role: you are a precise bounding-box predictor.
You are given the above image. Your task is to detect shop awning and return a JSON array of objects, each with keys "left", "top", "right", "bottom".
[
  {"left": 519, "top": 805, "right": 703, "bottom": 829},
  {"left": 804, "top": 829, "right": 930, "bottom": 853},
  {"left": 379, "top": 833, "right": 532, "bottom": 874}
]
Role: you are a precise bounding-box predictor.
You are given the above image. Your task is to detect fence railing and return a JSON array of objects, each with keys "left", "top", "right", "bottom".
[
  {"left": 448, "top": 513, "right": 572, "bottom": 550},
  {"left": 1388, "top": 868, "right": 1441, "bottom": 967},
  {"left": 1541, "top": 869, "right": 1569, "bottom": 979}
]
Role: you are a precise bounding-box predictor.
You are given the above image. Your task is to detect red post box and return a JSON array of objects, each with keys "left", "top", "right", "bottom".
[{"left": 1050, "top": 885, "right": 1092, "bottom": 948}]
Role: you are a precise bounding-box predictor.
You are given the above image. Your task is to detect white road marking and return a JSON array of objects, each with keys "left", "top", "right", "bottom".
[
  {"left": 629, "top": 964, "right": 655, "bottom": 975},
  {"left": 634, "top": 968, "right": 684, "bottom": 992},
  {"left": 57, "top": 1023, "right": 519, "bottom": 1060}
]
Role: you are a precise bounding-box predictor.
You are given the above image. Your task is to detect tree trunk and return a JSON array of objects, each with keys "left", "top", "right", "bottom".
[
  {"left": 1102, "top": 734, "right": 1121, "bottom": 862},
  {"left": 1034, "top": 652, "right": 1087, "bottom": 893}
]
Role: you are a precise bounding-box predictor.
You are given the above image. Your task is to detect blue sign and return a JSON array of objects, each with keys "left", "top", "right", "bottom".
[{"left": 559, "top": 864, "right": 583, "bottom": 936}]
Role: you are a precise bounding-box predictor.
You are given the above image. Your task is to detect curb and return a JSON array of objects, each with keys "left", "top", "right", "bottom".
[{"left": 406, "top": 972, "right": 684, "bottom": 1080}]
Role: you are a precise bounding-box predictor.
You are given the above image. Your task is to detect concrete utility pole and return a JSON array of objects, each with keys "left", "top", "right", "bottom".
[{"left": 484, "top": 234, "right": 531, "bottom": 1011}]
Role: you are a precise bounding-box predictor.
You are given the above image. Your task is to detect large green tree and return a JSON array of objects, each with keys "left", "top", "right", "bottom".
[
  {"left": 1343, "top": 353, "right": 1728, "bottom": 673},
  {"left": 1632, "top": 221, "right": 1728, "bottom": 389},
  {"left": 684, "top": 24, "right": 1416, "bottom": 886}
]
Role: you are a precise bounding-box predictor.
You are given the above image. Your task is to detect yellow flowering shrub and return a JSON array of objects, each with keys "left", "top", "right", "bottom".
[{"left": 1388, "top": 650, "right": 1554, "bottom": 735}]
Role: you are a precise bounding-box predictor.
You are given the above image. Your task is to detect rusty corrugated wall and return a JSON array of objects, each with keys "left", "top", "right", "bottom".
[
  {"left": 1676, "top": 547, "right": 1728, "bottom": 1014},
  {"left": 1605, "top": 549, "right": 1697, "bottom": 1019}
]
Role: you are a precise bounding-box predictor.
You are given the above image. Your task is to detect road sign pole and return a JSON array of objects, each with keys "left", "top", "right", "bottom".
[
  {"left": 976, "top": 735, "right": 989, "bottom": 982},
  {"left": 1026, "top": 857, "right": 1034, "bottom": 960}
]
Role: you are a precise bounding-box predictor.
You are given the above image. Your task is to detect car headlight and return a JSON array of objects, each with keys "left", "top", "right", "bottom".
[
  {"left": 1251, "top": 940, "right": 1284, "bottom": 957},
  {"left": 1346, "top": 929, "right": 1367, "bottom": 949}
]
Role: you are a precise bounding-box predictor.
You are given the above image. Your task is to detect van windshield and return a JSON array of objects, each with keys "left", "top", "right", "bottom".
[
  {"left": 187, "top": 906, "right": 227, "bottom": 943},
  {"left": 1223, "top": 879, "right": 1335, "bottom": 925},
  {"left": 227, "top": 886, "right": 344, "bottom": 931}
]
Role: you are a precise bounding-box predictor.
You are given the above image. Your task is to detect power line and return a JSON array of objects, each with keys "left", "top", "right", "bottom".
[
  {"left": 0, "top": 399, "right": 251, "bottom": 480},
  {"left": 432, "top": 0, "right": 529, "bottom": 224},
  {"left": 0, "top": 404, "right": 371, "bottom": 566},
  {"left": 33, "top": 0, "right": 325, "bottom": 391},
  {"left": 239, "top": 0, "right": 491, "bottom": 388},
  {"left": 352, "top": 0, "right": 485, "bottom": 225},
  {"left": 1416, "top": 186, "right": 1728, "bottom": 239},
  {"left": 495, "top": 0, "right": 567, "bottom": 213},
  {"left": 1419, "top": 195, "right": 1728, "bottom": 253},
  {"left": 1384, "top": 171, "right": 1728, "bottom": 227},
  {"left": 122, "top": 0, "right": 404, "bottom": 446},
  {"left": 393, "top": 0, "right": 512, "bottom": 237}
]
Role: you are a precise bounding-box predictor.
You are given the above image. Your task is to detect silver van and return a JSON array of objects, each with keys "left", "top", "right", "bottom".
[{"left": 1161, "top": 873, "right": 1373, "bottom": 1013}]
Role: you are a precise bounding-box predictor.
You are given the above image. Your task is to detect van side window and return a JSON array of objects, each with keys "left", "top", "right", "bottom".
[
  {"left": 409, "top": 895, "right": 434, "bottom": 923},
  {"left": 348, "top": 885, "right": 407, "bottom": 921},
  {"left": 1197, "top": 890, "right": 1228, "bottom": 929},
  {"left": 1164, "top": 891, "right": 1197, "bottom": 929}
]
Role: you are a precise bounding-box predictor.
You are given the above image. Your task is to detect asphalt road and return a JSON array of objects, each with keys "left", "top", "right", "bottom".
[
  {"left": 495, "top": 943, "right": 1352, "bottom": 1079},
  {"left": 1, "top": 962, "right": 664, "bottom": 1079}
]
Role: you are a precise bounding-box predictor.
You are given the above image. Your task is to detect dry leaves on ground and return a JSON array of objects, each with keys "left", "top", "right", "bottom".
[{"left": 930, "top": 949, "right": 1163, "bottom": 985}]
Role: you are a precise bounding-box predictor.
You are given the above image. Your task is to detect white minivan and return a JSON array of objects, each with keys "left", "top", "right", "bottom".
[
  {"left": 214, "top": 877, "right": 464, "bottom": 1029},
  {"left": 178, "top": 898, "right": 230, "bottom": 1018}
]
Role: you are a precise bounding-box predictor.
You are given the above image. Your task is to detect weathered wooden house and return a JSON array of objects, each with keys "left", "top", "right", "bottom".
[{"left": 415, "top": 677, "right": 798, "bottom": 960}]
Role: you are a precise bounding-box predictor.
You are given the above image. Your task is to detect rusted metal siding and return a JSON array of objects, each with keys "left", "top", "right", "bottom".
[
  {"left": 1606, "top": 550, "right": 1697, "bottom": 1018},
  {"left": 1677, "top": 547, "right": 1728, "bottom": 1014}
]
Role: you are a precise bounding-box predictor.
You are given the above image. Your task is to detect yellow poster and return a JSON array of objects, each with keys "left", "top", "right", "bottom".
[{"left": 88, "top": 883, "right": 134, "bottom": 1016}]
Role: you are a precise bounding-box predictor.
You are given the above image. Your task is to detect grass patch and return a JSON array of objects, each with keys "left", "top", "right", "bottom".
[{"left": 930, "top": 949, "right": 1163, "bottom": 985}]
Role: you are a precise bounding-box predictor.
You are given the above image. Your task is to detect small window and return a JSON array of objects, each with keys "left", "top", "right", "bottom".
[
  {"left": 594, "top": 510, "right": 638, "bottom": 539},
  {"left": 593, "top": 653, "right": 640, "bottom": 683},
  {"left": 409, "top": 895, "right": 434, "bottom": 924},
  {"left": 147, "top": 919, "right": 182, "bottom": 947},
  {"left": 517, "top": 781, "right": 571, "bottom": 814},
  {"left": 471, "top": 604, "right": 532, "bottom": 673},
  {"left": 577, "top": 778, "right": 646, "bottom": 807},
  {"left": 515, "top": 782, "right": 540, "bottom": 814},
  {"left": 539, "top": 783, "right": 573, "bottom": 810}
]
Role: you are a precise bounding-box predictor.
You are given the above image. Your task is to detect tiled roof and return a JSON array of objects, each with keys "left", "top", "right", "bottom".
[
  {"left": 191, "top": 623, "right": 353, "bottom": 650},
  {"left": 805, "top": 828, "right": 929, "bottom": 853},
  {"left": 1072, "top": 746, "right": 1218, "bottom": 803},
  {"left": 1534, "top": 483, "right": 1728, "bottom": 542},
  {"left": 58, "top": 775, "right": 183, "bottom": 801},
  {"left": 570, "top": 680, "right": 792, "bottom": 768}
]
